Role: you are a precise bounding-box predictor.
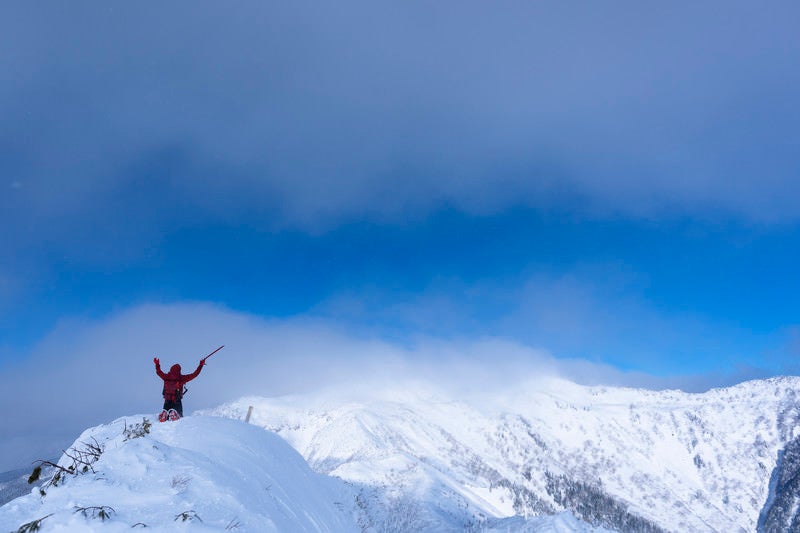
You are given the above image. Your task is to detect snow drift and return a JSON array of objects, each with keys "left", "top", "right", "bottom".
[{"left": 0, "top": 415, "right": 357, "bottom": 532}]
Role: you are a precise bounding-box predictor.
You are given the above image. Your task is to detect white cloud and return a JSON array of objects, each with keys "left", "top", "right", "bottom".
[
  {"left": 0, "top": 302, "right": 606, "bottom": 472},
  {"left": 0, "top": 298, "right": 774, "bottom": 472}
]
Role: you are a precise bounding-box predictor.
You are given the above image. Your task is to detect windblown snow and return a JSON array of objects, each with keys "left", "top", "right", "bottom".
[{"left": 3, "top": 375, "right": 799, "bottom": 532}]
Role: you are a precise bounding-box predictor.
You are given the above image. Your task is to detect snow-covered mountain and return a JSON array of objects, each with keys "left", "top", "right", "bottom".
[
  {"left": 0, "top": 412, "right": 603, "bottom": 532},
  {"left": 208, "top": 376, "right": 800, "bottom": 532},
  {"left": 758, "top": 433, "right": 800, "bottom": 532},
  {"left": 3, "top": 376, "right": 798, "bottom": 532},
  {"left": 0, "top": 468, "right": 32, "bottom": 510}
]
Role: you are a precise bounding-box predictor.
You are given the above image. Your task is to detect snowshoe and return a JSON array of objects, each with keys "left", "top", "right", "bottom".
[
  {"left": 167, "top": 409, "right": 181, "bottom": 421},
  {"left": 158, "top": 410, "right": 168, "bottom": 423}
]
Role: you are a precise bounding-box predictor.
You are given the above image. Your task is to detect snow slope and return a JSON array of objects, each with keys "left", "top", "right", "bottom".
[
  {"left": 0, "top": 415, "right": 357, "bottom": 532},
  {"left": 5, "top": 375, "right": 795, "bottom": 532},
  {"left": 0, "top": 413, "right": 603, "bottom": 532},
  {"left": 209, "top": 376, "right": 800, "bottom": 532}
]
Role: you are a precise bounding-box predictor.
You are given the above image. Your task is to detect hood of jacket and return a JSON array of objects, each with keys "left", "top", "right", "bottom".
[{"left": 167, "top": 364, "right": 182, "bottom": 378}]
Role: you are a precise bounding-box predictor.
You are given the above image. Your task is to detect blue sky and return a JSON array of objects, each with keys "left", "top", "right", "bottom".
[{"left": 2, "top": 1, "right": 800, "bottom": 468}]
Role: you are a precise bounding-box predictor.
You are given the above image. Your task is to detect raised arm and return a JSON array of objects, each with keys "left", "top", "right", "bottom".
[
  {"left": 183, "top": 360, "right": 205, "bottom": 383},
  {"left": 154, "top": 357, "right": 167, "bottom": 379}
]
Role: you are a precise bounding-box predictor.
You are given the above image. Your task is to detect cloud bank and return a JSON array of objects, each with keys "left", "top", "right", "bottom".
[
  {"left": 2, "top": 2, "right": 799, "bottom": 472},
  {"left": 0, "top": 300, "right": 775, "bottom": 472},
  {"left": 2, "top": 2, "right": 799, "bottom": 253}
]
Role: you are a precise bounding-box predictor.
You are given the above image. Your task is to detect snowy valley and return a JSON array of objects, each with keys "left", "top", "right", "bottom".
[{"left": 2, "top": 376, "right": 800, "bottom": 532}]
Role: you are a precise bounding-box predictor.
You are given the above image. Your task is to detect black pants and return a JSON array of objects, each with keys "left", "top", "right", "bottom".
[{"left": 163, "top": 399, "right": 184, "bottom": 417}]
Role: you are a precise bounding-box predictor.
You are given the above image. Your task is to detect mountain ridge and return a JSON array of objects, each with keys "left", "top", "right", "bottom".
[
  {"left": 0, "top": 413, "right": 607, "bottom": 532},
  {"left": 3, "top": 375, "right": 798, "bottom": 531},
  {"left": 209, "top": 375, "right": 800, "bottom": 532}
]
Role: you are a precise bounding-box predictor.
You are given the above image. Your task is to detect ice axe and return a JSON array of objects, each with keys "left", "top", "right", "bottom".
[
  {"left": 201, "top": 345, "right": 225, "bottom": 365},
  {"left": 183, "top": 345, "right": 224, "bottom": 398}
]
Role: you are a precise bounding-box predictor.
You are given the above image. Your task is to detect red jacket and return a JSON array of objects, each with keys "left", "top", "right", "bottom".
[{"left": 156, "top": 362, "right": 203, "bottom": 402}]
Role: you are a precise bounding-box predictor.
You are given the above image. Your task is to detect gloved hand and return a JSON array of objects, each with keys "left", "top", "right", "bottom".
[
  {"left": 199, "top": 359, "right": 206, "bottom": 367},
  {"left": 154, "top": 357, "right": 160, "bottom": 365}
]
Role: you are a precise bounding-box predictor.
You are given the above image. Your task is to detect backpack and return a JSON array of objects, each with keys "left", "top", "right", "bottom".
[{"left": 162, "top": 378, "right": 183, "bottom": 402}]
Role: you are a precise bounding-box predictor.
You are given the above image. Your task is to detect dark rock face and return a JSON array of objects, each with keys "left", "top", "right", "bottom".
[{"left": 758, "top": 436, "right": 800, "bottom": 533}]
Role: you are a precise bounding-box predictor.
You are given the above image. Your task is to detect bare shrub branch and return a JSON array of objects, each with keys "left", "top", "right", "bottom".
[{"left": 74, "top": 505, "right": 115, "bottom": 521}]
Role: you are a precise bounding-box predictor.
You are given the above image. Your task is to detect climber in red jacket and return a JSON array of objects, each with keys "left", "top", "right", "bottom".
[{"left": 154, "top": 357, "right": 204, "bottom": 421}]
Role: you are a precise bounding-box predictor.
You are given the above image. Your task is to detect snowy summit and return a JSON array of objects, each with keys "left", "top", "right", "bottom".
[
  {"left": 2, "top": 376, "right": 800, "bottom": 532},
  {"left": 0, "top": 416, "right": 356, "bottom": 532}
]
